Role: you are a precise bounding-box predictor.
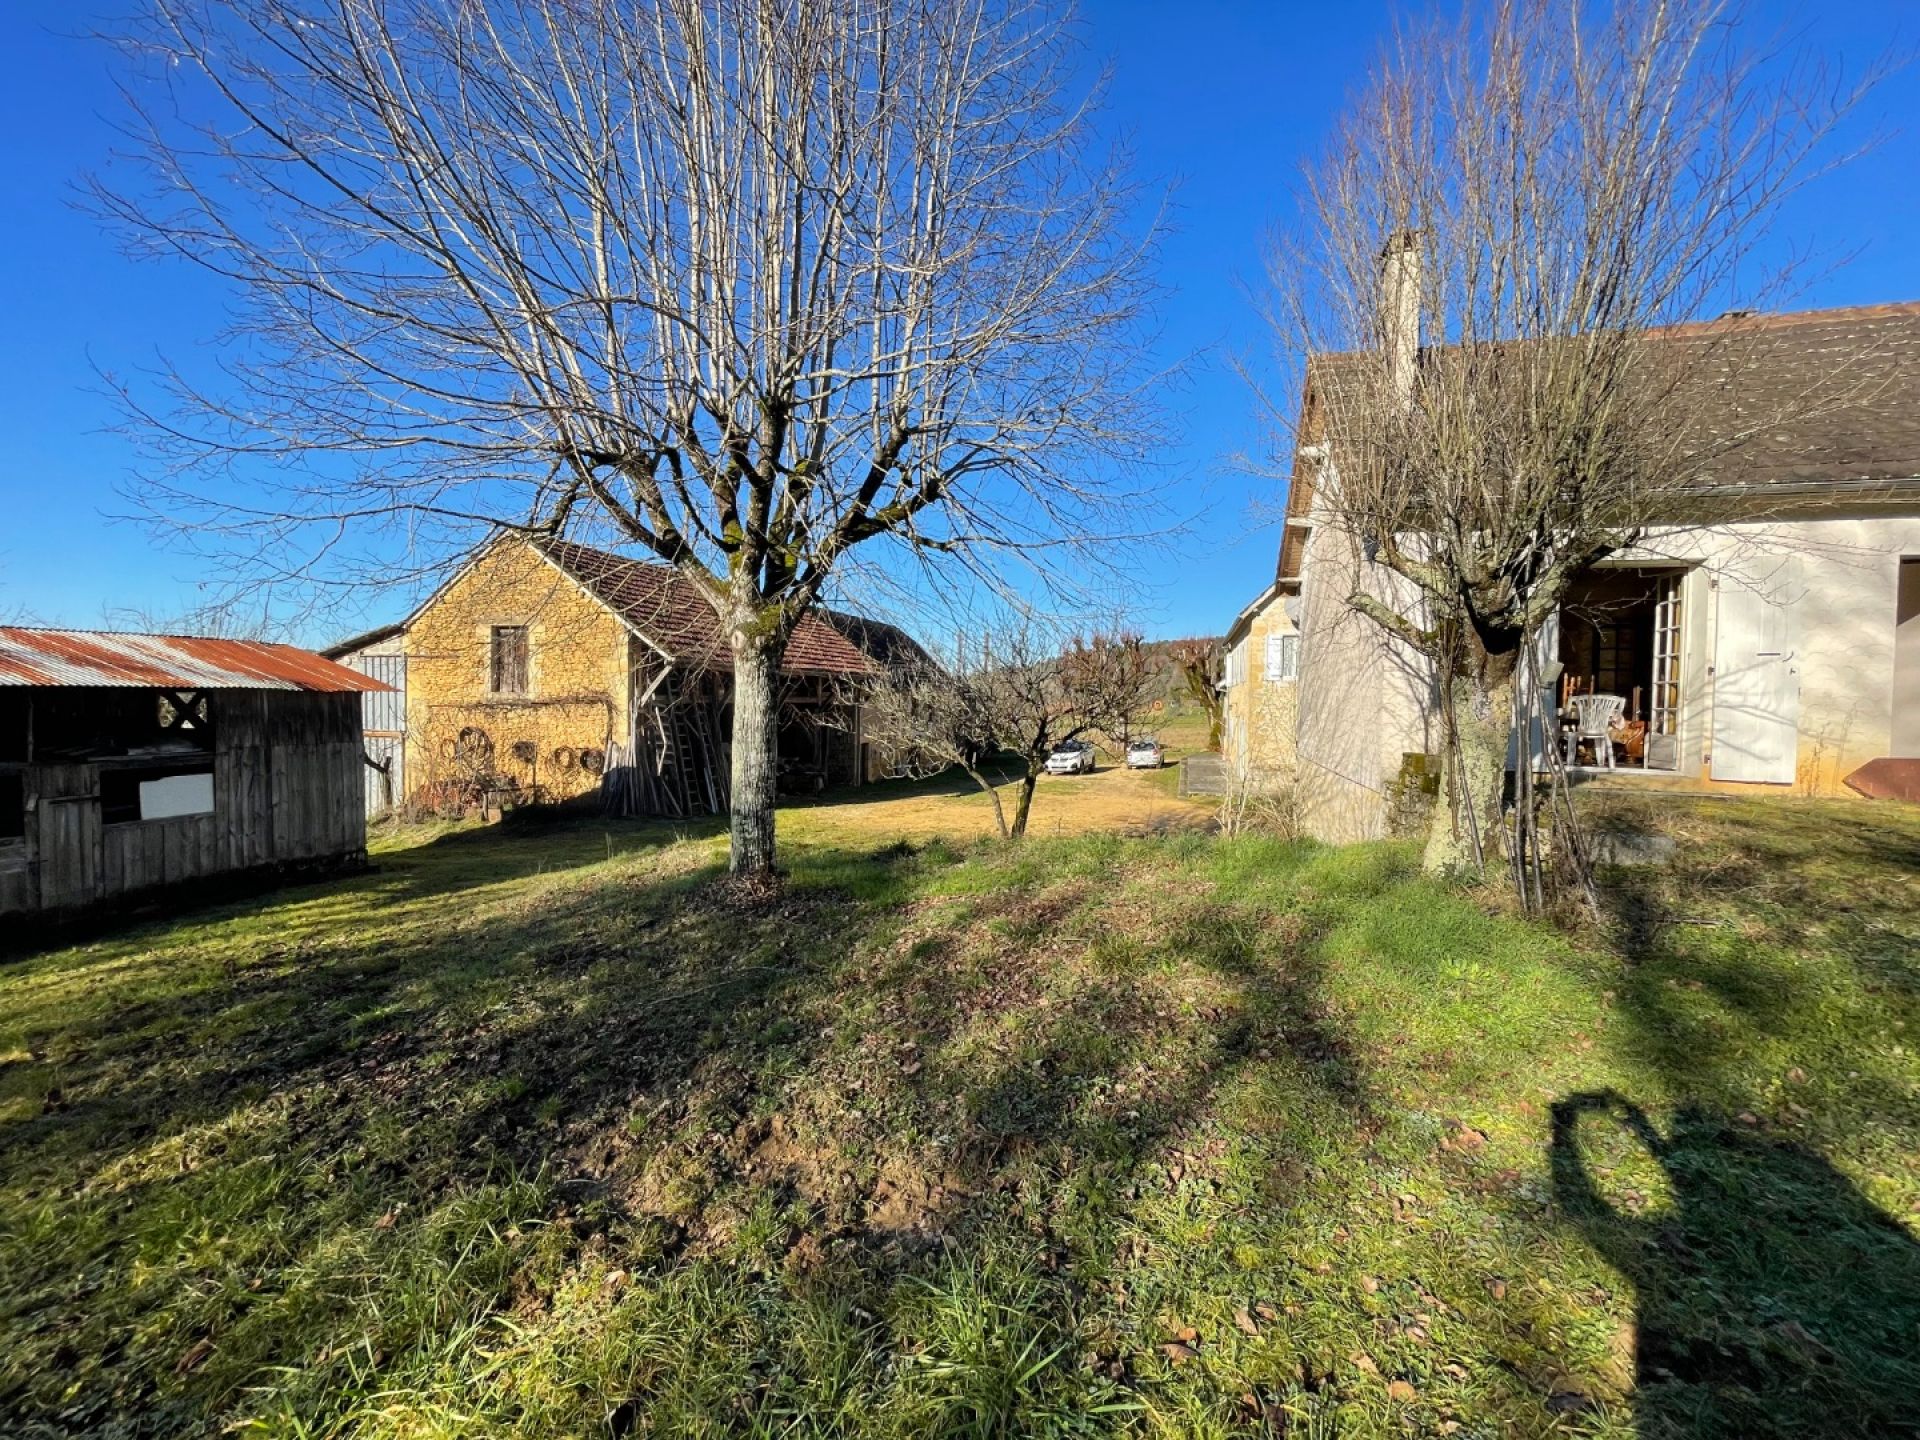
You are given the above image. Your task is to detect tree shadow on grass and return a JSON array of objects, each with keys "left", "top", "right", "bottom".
[
  {"left": 1, "top": 825, "right": 1378, "bottom": 1437},
  {"left": 1551, "top": 1091, "right": 1920, "bottom": 1439}
]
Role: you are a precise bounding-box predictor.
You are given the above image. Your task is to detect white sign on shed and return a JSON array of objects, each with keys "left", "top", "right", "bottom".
[{"left": 139, "top": 771, "right": 215, "bottom": 820}]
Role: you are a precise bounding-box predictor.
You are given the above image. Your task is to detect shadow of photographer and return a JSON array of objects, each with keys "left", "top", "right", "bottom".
[{"left": 1551, "top": 1091, "right": 1920, "bottom": 1438}]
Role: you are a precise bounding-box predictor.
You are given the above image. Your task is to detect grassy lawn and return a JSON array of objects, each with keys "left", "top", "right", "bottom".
[{"left": 2, "top": 789, "right": 1916, "bottom": 1437}]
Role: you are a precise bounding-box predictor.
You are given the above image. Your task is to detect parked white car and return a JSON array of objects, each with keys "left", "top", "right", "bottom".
[
  {"left": 1125, "top": 736, "right": 1165, "bottom": 769},
  {"left": 1044, "top": 740, "right": 1096, "bottom": 775}
]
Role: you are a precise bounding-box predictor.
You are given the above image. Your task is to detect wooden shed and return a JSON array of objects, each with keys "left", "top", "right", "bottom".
[{"left": 0, "top": 628, "right": 392, "bottom": 919}]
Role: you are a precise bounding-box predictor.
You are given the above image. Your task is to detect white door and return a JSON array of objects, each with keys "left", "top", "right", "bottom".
[{"left": 1710, "top": 563, "right": 1801, "bottom": 784}]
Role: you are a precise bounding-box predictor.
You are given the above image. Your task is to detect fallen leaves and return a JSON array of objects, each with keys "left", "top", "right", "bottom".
[
  {"left": 174, "top": 1338, "right": 213, "bottom": 1376},
  {"left": 1440, "top": 1118, "right": 1489, "bottom": 1153}
]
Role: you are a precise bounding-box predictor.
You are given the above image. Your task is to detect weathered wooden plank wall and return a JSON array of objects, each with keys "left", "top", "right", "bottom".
[
  {"left": 219, "top": 692, "right": 274, "bottom": 872},
  {"left": 101, "top": 814, "right": 220, "bottom": 893},
  {"left": 34, "top": 764, "right": 101, "bottom": 911},
  {"left": 2, "top": 689, "right": 367, "bottom": 916}
]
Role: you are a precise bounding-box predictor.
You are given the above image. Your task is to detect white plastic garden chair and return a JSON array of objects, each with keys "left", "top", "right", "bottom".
[{"left": 1566, "top": 693, "right": 1626, "bottom": 769}]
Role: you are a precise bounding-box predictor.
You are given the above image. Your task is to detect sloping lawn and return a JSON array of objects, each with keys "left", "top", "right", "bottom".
[{"left": 1, "top": 797, "right": 1916, "bottom": 1438}]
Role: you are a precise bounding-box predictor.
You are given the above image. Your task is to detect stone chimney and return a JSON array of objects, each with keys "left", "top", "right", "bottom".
[{"left": 1380, "top": 230, "right": 1421, "bottom": 403}]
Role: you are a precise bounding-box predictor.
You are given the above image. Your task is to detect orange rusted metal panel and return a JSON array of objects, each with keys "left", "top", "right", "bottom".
[{"left": 1843, "top": 758, "right": 1920, "bottom": 803}]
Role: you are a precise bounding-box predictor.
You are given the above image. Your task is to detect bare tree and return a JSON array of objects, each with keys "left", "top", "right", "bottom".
[
  {"left": 1058, "top": 626, "right": 1154, "bottom": 744},
  {"left": 1168, "top": 636, "right": 1224, "bottom": 749},
  {"left": 862, "top": 621, "right": 1150, "bottom": 838},
  {"left": 1265, "top": 0, "right": 1878, "bottom": 880},
  {"left": 858, "top": 656, "right": 1021, "bottom": 835},
  {"left": 94, "top": 0, "right": 1160, "bottom": 876}
]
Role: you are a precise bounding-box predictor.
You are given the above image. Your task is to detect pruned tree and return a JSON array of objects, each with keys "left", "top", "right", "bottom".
[
  {"left": 861, "top": 622, "right": 1151, "bottom": 838},
  {"left": 858, "top": 656, "right": 1020, "bottom": 835},
  {"left": 94, "top": 0, "right": 1160, "bottom": 876},
  {"left": 1058, "top": 627, "right": 1154, "bottom": 745},
  {"left": 1265, "top": 0, "right": 1879, "bottom": 883},
  {"left": 1168, "top": 637, "right": 1224, "bottom": 749}
]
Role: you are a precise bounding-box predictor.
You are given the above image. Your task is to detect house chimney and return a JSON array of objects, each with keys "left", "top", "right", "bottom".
[{"left": 1380, "top": 230, "right": 1421, "bottom": 403}]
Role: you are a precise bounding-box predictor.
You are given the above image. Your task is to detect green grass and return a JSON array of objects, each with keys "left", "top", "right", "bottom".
[{"left": 2, "top": 796, "right": 1917, "bottom": 1437}]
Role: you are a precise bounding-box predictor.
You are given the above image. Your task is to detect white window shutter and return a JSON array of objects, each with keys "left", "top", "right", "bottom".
[{"left": 1264, "top": 633, "right": 1299, "bottom": 682}]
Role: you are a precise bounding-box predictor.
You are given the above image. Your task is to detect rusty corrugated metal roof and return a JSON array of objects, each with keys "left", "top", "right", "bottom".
[{"left": 0, "top": 627, "right": 395, "bottom": 692}]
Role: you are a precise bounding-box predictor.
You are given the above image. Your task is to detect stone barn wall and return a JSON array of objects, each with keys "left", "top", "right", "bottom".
[{"left": 404, "top": 542, "right": 633, "bottom": 806}]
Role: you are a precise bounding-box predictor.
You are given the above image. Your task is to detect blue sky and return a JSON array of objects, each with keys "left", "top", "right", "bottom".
[{"left": 2, "top": 1, "right": 1916, "bottom": 646}]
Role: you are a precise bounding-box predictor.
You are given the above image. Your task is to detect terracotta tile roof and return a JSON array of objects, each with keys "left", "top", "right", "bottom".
[
  {"left": 0, "top": 628, "right": 393, "bottom": 692},
  {"left": 819, "top": 610, "right": 936, "bottom": 671},
  {"left": 534, "top": 539, "right": 886, "bottom": 676}
]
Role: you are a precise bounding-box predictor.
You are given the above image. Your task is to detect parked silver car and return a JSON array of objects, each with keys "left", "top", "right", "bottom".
[
  {"left": 1044, "top": 740, "right": 1096, "bottom": 775},
  {"left": 1125, "top": 736, "right": 1165, "bottom": 769}
]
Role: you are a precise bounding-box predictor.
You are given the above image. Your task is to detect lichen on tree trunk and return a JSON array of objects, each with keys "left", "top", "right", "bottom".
[
  {"left": 1423, "top": 637, "right": 1519, "bottom": 877},
  {"left": 728, "top": 629, "right": 782, "bottom": 877}
]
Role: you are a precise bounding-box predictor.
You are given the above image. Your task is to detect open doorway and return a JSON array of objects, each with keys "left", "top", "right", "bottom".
[{"left": 1558, "top": 567, "right": 1687, "bottom": 771}]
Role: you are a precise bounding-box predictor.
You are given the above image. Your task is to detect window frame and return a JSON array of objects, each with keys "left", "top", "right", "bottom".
[
  {"left": 100, "top": 761, "right": 217, "bottom": 827},
  {"left": 489, "top": 624, "right": 530, "bottom": 696},
  {"left": 1264, "top": 632, "right": 1300, "bottom": 683}
]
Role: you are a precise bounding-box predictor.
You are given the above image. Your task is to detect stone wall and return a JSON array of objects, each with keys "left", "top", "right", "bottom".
[
  {"left": 1221, "top": 591, "right": 1301, "bottom": 788},
  {"left": 403, "top": 541, "right": 632, "bottom": 805}
]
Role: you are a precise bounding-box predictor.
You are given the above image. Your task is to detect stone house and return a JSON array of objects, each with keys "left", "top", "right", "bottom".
[
  {"left": 1218, "top": 581, "right": 1299, "bottom": 790},
  {"left": 1230, "top": 300, "right": 1920, "bottom": 842},
  {"left": 327, "top": 535, "right": 927, "bottom": 818}
]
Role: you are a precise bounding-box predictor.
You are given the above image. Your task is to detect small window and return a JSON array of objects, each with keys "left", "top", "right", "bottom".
[
  {"left": 490, "top": 625, "right": 529, "bottom": 695},
  {"left": 0, "top": 772, "right": 23, "bottom": 841},
  {"left": 102, "top": 764, "right": 215, "bottom": 825},
  {"left": 1264, "top": 633, "right": 1299, "bottom": 682},
  {"left": 157, "top": 690, "right": 210, "bottom": 732}
]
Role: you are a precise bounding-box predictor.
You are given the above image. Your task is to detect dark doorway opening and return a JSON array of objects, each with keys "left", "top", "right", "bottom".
[{"left": 1558, "top": 568, "right": 1686, "bottom": 771}]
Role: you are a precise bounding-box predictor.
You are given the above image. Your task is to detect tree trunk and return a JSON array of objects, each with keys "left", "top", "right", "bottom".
[
  {"left": 728, "top": 627, "right": 782, "bottom": 876},
  {"left": 1423, "top": 638, "right": 1520, "bottom": 876},
  {"left": 962, "top": 763, "right": 1011, "bottom": 838},
  {"left": 1008, "top": 767, "right": 1040, "bottom": 839}
]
